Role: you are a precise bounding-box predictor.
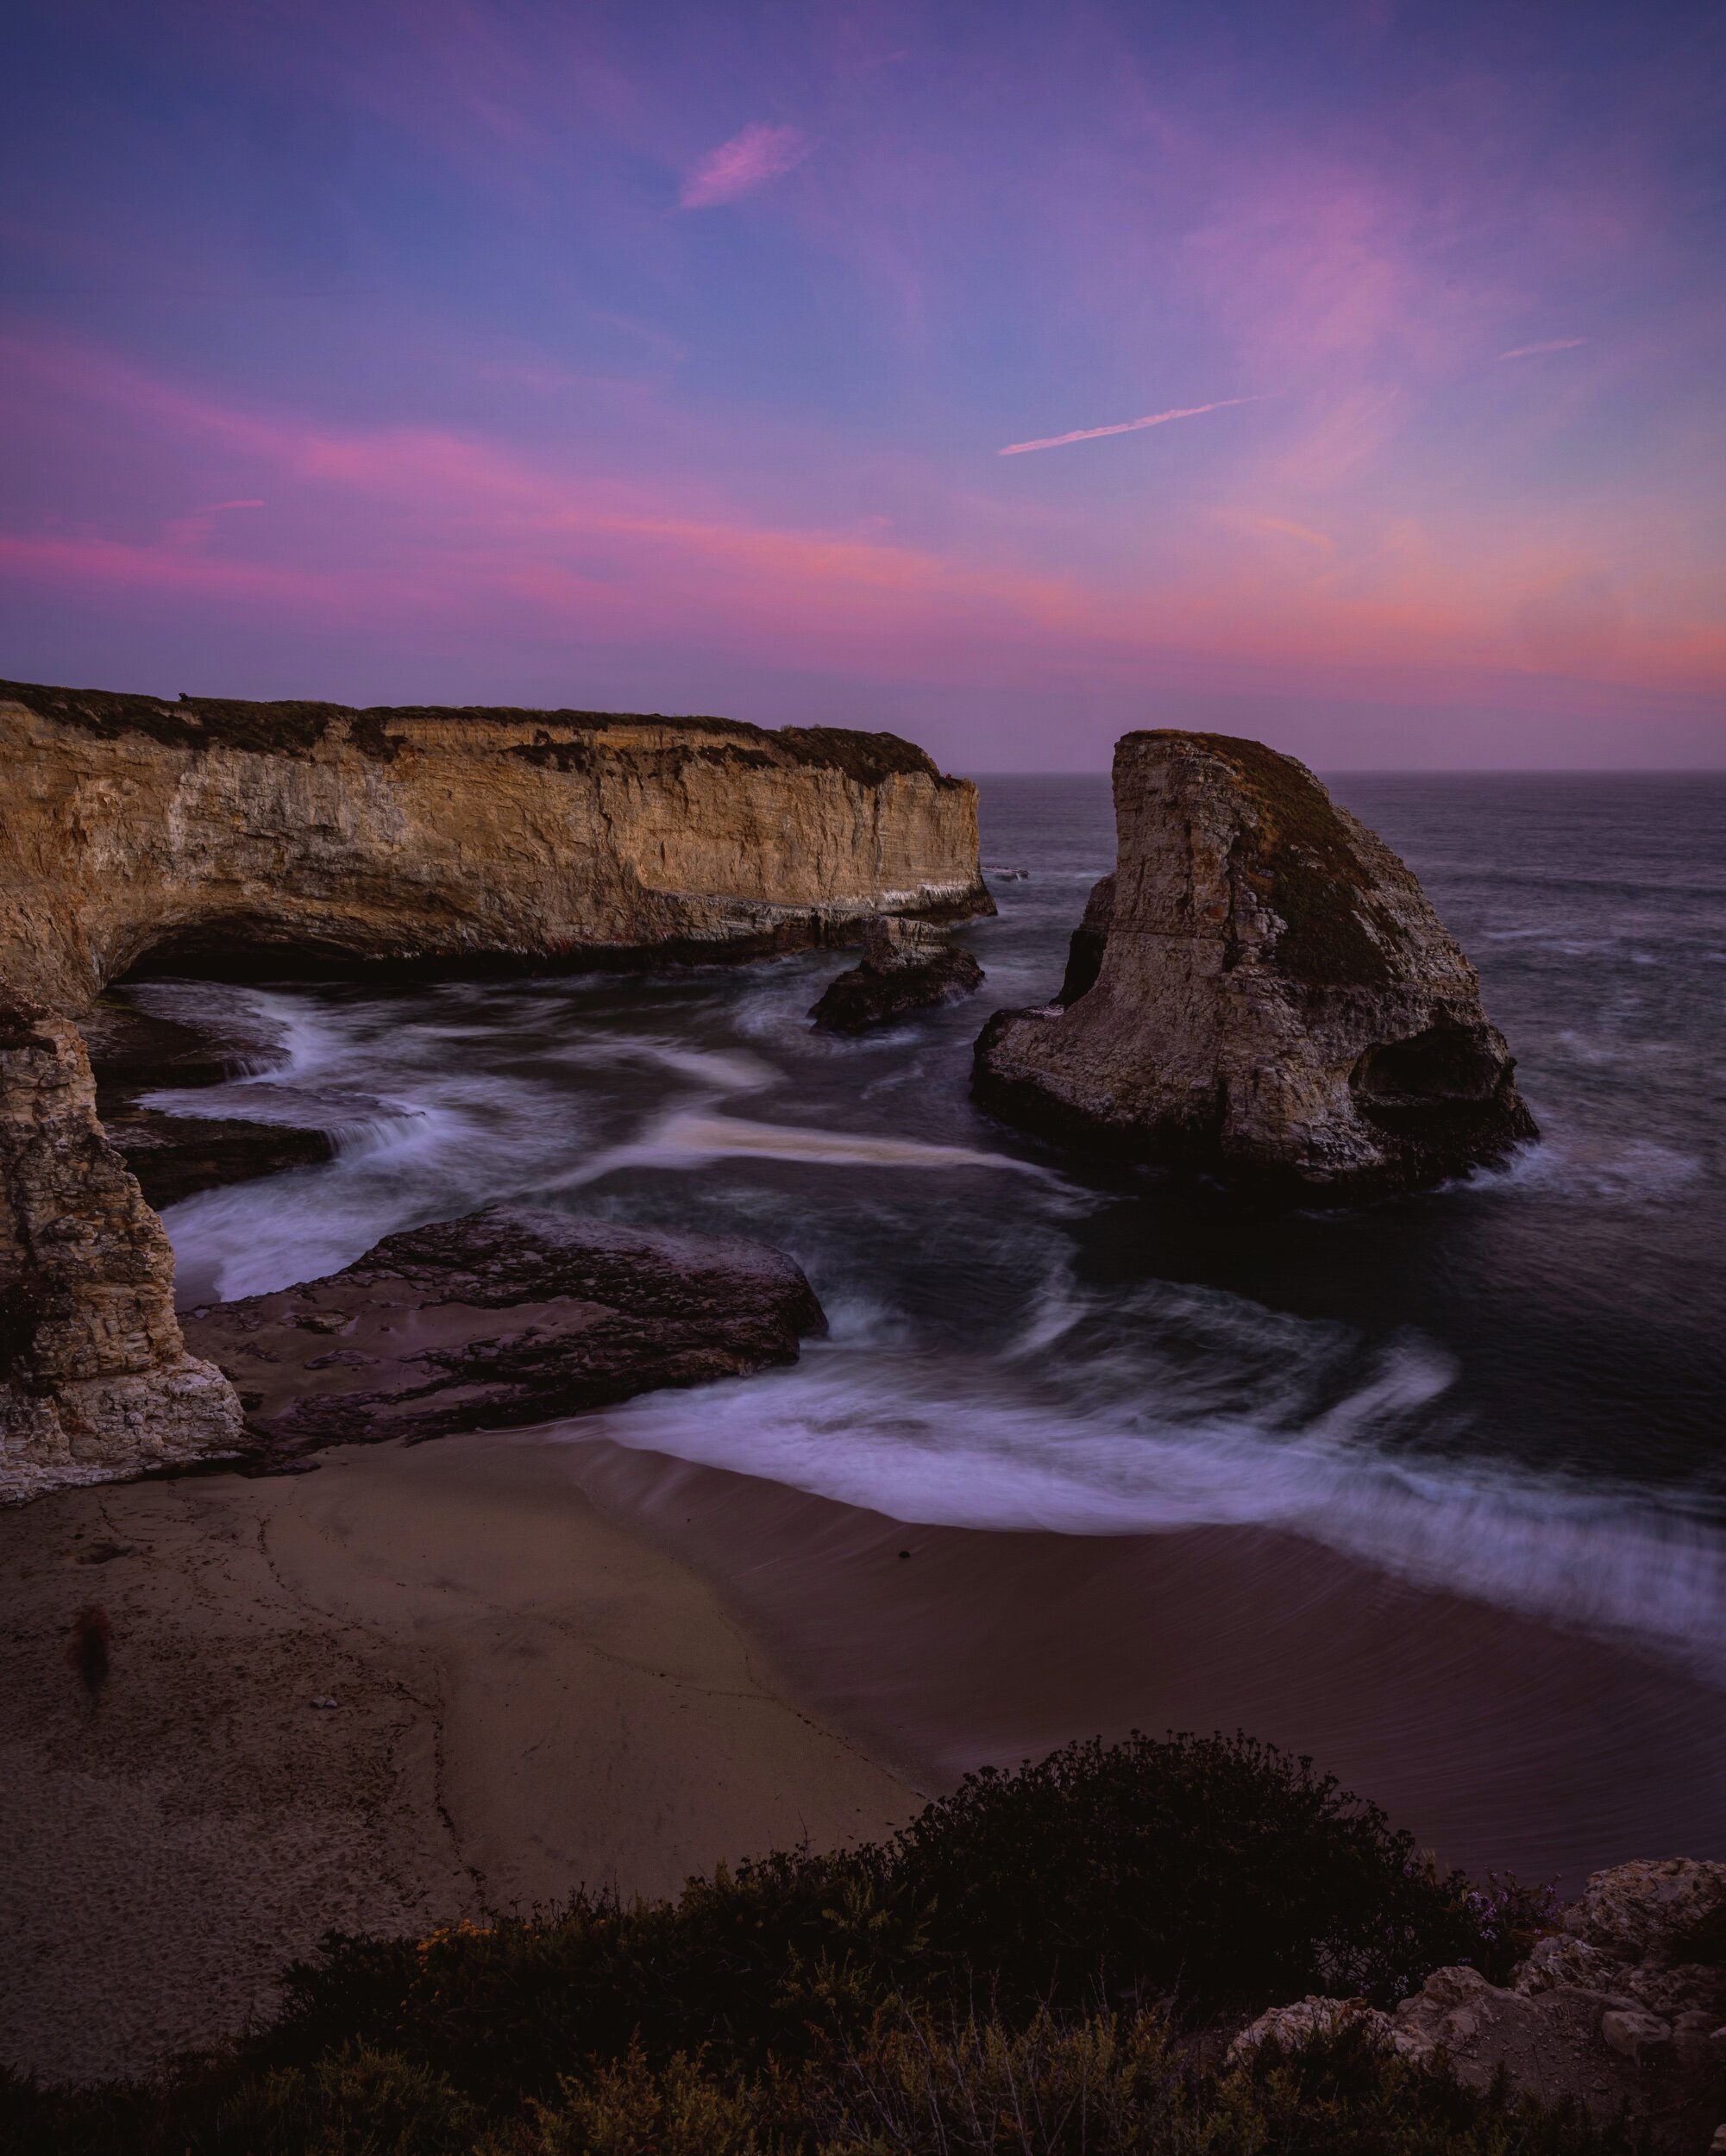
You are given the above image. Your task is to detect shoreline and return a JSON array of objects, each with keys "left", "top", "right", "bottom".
[
  {"left": 555, "top": 1427, "right": 1726, "bottom": 1888},
  {"left": 7, "top": 1413, "right": 1725, "bottom": 2088}
]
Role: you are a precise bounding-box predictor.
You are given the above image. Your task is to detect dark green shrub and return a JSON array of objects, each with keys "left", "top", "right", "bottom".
[{"left": 1, "top": 1733, "right": 1564, "bottom": 2153}]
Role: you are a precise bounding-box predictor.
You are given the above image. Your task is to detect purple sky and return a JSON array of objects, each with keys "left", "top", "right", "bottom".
[{"left": 3, "top": 0, "right": 1723, "bottom": 768}]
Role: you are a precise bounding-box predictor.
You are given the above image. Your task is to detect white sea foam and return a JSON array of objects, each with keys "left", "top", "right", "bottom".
[
  {"left": 593, "top": 1341, "right": 1726, "bottom": 1682},
  {"left": 552, "top": 1109, "right": 1054, "bottom": 1190}
]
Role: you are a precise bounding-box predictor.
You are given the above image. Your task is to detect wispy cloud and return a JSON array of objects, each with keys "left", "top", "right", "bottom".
[
  {"left": 1499, "top": 337, "right": 1588, "bottom": 360},
  {"left": 998, "top": 397, "right": 1258, "bottom": 457},
  {"left": 680, "top": 122, "right": 810, "bottom": 210}
]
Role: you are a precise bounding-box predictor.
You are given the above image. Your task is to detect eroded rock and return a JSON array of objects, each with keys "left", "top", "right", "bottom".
[
  {"left": 0, "top": 680, "right": 984, "bottom": 1495},
  {"left": 0, "top": 997, "right": 242, "bottom": 1499},
  {"left": 0, "top": 680, "right": 989, "bottom": 1006},
  {"left": 809, "top": 917, "right": 983, "bottom": 1031},
  {"left": 1236, "top": 1860, "right": 1726, "bottom": 2148},
  {"left": 184, "top": 1207, "right": 826, "bottom": 1459},
  {"left": 973, "top": 730, "right": 1536, "bottom": 1198}
]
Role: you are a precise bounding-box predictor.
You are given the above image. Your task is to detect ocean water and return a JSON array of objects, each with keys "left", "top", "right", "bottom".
[{"left": 139, "top": 773, "right": 1726, "bottom": 1684}]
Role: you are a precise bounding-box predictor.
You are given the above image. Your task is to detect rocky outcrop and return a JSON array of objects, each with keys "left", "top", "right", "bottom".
[
  {"left": 184, "top": 1208, "right": 825, "bottom": 1458},
  {"left": 84, "top": 993, "right": 334, "bottom": 1208},
  {"left": 809, "top": 917, "right": 984, "bottom": 1031},
  {"left": 0, "top": 997, "right": 243, "bottom": 1497},
  {"left": 0, "top": 679, "right": 983, "bottom": 1497},
  {"left": 0, "top": 680, "right": 989, "bottom": 1007},
  {"left": 1233, "top": 1859, "right": 1726, "bottom": 2149},
  {"left": 974, "top": 730, "right": 1535, "bottom": 1198}
]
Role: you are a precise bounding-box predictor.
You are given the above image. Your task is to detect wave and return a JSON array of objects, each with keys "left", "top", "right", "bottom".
[{"left": 591, "top": 1337, "right": 1726, "bottom": 1684}]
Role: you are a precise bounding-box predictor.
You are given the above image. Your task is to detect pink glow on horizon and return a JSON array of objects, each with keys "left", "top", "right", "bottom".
[
  {"left": 2, "top": 335, "right": 1721, "bottom": 717},
  {"left": 1, "top": 0, "right": 1721, "bottom": 765}
]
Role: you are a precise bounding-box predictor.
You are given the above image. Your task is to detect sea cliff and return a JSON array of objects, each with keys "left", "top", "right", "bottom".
[
  {"left": 0, "top": 680, "right": 987, "bottom": 1498},
  {"left": 0, "top": 681, "right": 989, "bottom": 1009}
]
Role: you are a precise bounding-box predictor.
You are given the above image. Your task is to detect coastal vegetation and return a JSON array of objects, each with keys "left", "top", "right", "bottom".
[{"left": 3, "top": 1732, "right": 1620, "bottom": 2154}]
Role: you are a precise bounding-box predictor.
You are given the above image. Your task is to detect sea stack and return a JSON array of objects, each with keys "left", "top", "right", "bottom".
[{"left": 973, "top": 730, "right": 1536, "bottom": 1198}]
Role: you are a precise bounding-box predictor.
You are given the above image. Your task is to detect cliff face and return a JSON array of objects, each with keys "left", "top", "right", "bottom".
[
  {"left": 974, "top": 730, "right": 1535, "bottom": 1197},
  {"left": 0, "top": 681, "right": 989, "bottom": 1009},
  {"left": 1, "top": 997, "right": 242, "bottom": 1496},
  {"left": 0, "top": 680, "right": 985, "bottom": 1498}
]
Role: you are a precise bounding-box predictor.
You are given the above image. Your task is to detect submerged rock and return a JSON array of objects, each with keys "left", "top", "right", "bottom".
[
  {"left": 809, "top": 916, "right": 983, "bottom": 1032},
  {"left": 184, "top": 1207, "right": 826, "bottom": 1459},
  {"left": 974, "top": 730, "right": 1536, "bottom": 1198},
  {"left": 0, "top": 996, "right": 243, "bottom": 1501}
]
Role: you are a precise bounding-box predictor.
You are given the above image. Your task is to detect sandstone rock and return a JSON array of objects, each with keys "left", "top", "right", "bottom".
[
  {"left": 184, "top": 1207, "right": 826, "bottom": 1459},
  {"left": 973, "top": 730, "right": 1536, "bottom": 1198},
  {"left": 1228, "top": 1994, "right": 1416, "bottom": 2063},
  {"left": 1566, "top": 1860, "right": 1726, "bottom": 1979},
  {"left": 0, "top": 997, "right": 242, "bottom": 1500},
  {"left": 1602, "top": 2008, "right": 1674, "bottom": 2062},
  {"left": 0, "top": 681, "right": 989, "bottom": 1007},
  {"left": 0, "top": 680, "right": 983, "bottom": 1495},
  {"left": 1238, "top": 1861, "right": 1726, "bottom": 2147},
  {"left": 809, "top": 917, "right": 984, "bottom": 1031}
]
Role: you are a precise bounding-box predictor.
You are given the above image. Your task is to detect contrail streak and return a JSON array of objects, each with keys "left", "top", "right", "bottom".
[
  {"left": 999, "top": 396, "right": 1258, "bottom": 457},
  {"left": 1499, "top": 338, "right": 1587, "bottom": 360}
]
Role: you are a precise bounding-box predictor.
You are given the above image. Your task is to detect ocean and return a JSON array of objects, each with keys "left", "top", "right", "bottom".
[{"left": 135, "top": 771, "right": 1726, "bottom": 1870}]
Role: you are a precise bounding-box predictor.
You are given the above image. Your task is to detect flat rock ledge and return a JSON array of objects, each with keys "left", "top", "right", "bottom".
[
  {"left": 184, "top": 1206, "right": 826, "bottom": 1461},
  {"left": 974, "top": 730, "right": 1536, "bottom": 1199},
  {"left": 1233, "top": 1858, "right": 1726, "bottom": 2151},
  {"left": 810, "top": 917, "right": 983, "bottom": 1032}
]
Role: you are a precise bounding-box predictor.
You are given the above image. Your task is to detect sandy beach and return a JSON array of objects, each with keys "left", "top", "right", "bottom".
[
  {"left": 7, "top": 1415, "right": 1725, "bottom": 2089},
  {"left": 0, "top": 1436, "right": 914, "bottom": 2085}
]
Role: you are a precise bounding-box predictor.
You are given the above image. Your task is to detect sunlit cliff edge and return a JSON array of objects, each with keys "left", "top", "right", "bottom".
[{"left": 0, "top": 680, "right": 989, "bottom": 1501}]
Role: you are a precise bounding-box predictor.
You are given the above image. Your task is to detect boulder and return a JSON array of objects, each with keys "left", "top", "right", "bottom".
[
  {"left": 184, "top": 1206, "right": 826, "bottom": 1459},
  {"left": 974, "top": 730, "right": 1537, "bottom": 1198},
  {"left": 1233, "top": 1861, "right": 1726, "bottom": 2148},
  {"left": 810, "top": 917, "right": 983, "bottom": 1032}
]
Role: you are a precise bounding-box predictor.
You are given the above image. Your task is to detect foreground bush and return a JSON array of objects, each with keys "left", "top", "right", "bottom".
[{"left": 0, "top": 1733, "right": 1569, "bottom": 2153}]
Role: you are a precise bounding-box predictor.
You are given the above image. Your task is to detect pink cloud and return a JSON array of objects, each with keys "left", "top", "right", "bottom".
[
  {"left": 2, "top": 335, "right": 1723, "bottom": 711},
  {"left": 998, "top": 397, "right": 1259, "bottom": 457},
  {"left": 680, "top": 122, "right": 810, "bottom": 210}
]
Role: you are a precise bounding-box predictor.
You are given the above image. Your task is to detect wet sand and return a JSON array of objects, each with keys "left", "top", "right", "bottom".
[
  {"left": 556, "top": 1431, "right": 1726, "bottom": 1890},
  {"left": 0, "top": 1436, "right": 913, "bottom": 2084}
]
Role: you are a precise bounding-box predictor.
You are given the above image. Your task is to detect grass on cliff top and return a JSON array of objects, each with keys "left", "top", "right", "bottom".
[
  {"left": 1127, "top": 730, "right": 1407, "bottom": 988},
  {"left": 3, "top": 1732, "right": 1603, "bottom": 2155},
  {"left": 0, "top": 680, "right": 953, "bottom": 787}
]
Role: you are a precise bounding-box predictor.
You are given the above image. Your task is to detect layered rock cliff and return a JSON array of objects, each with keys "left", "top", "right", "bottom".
[
  {"left": 974, "top": 730, "right": 1535, "bottom": 1197},
  {"left": 0, "top": 996, "right": 242, "bottom": 1496},
  {"left": 0, "top": 679, "right": 987, "bottom": 1498},
  {"left": 0, "top": 680, "right": 989, "bottom": 1007}
]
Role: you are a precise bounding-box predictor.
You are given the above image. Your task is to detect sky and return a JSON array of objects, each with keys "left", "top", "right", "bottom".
[{"left": 2, "top": 0, "right": 1723, "bottom": 770}]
